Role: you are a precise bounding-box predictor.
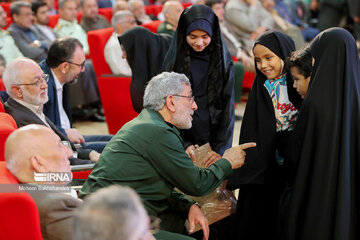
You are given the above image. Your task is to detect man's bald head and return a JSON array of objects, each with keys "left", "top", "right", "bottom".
[
  {"left": 5, "top": 124, "right": 72, "bottom": 183},
  {"left": 163, "top": 1, "right": 183, "bottom": 27}
]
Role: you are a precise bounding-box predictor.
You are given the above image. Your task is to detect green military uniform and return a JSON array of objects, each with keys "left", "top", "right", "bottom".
[
  {"left": 0, "top": 30, "right": 24, "bottom": 65},
  {"left": 79, "top": 108, "right": 233, "bottom": 234},
  {"left": 54, "top": 19, "right": 89, "bottom": 54},
  {"left": 157, "top": 21, "right": 176, "bottom": 36}
]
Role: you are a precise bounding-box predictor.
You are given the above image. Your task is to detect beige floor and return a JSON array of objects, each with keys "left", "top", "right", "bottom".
[{"left": 73, "top": 102, "right": 246, "bottom": 147}]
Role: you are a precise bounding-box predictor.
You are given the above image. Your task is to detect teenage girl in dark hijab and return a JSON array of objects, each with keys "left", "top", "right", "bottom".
[
  {"left": 280, "top": 27, "right": 360, "bottom": 240},
  {"left": 227, "top": 30, "right": 303, "bottom": 240},
  {"left": 118, "top": 27, "right": 172, "bottom": 113},
  {"left": 162, "top": 5, "right": 235, "bottom": 157}
]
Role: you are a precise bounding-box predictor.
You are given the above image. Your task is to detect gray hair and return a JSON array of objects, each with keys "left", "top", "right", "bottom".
[
  {"left": 2, "top": 58, "right": 37, "bottom": 98},
  {"left": 73, "top": 185, "right": 148, "bottom": 240},
  {"left": 111, "top": 10, "right": 133, "bottom": 28},
  {"left": 58, "top": 0, "right": 76, "bottom": 9},
  {"left": 10, "top": 1, "right": 31, "bottom": 18},
  {"left": 143, "top": 72, "right": 191, "bottom": 111},
  {"left": 128, "top": 0, "right": 143, "bottom": 12}
]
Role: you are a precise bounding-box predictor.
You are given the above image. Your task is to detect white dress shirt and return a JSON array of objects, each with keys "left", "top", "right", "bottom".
[{"left": 52, "top": 69, "right": 71, "bottom": 130}]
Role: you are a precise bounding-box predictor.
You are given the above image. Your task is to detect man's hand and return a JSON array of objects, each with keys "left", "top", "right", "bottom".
[
  {"left": 65, "top": 128, "right": 85, "bottom": 144},
  {"left": 89, "top": 150, "right": 100, "bottom": 162},
  {"left": 186, "top": 145, "right": 196, "bottom": 162},
  {"left": 204, "top": 151, "right": 222, "bottom": 167},
  {"left": 223, "top": 142, "right": 257, "bottom": 169},
  {"left": 188, "top": 204, "right": 209, "bottom": 240}
]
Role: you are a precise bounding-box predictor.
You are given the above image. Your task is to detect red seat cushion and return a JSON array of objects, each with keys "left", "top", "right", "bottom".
[
  {"left": 0, "top": 113, "right": 17, "bottom": 161},
  {"left": 141, "top": 20, "right": 163, "bottom": 33}
]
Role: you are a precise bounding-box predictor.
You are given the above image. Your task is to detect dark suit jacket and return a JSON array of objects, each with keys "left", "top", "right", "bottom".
[
  {"left": 29, "top": 190, "right": 82, "bottom": 240},
  {"left": 4, "top": 97, "right": 92, "bottom": 164},
  {"left": 40, "top": 61, "right": 73, "bottom": 136},
  {"left": 7, "top": 23, "right": 50, "bottom": 62}
]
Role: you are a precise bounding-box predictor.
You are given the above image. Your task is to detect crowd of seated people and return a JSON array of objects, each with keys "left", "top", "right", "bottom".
[{"left": 0, "top": 0, "right": 359, "bottom": 239}]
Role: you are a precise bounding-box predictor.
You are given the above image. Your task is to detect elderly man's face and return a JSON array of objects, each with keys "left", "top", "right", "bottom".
[
  {"left": 165, "top": 2, "right": 183, "bottom": 26},
  {"left": 131, "top": 1, "right": 145, "bottom": 19},
  {"left": 172, "top": 84, "right": 197, "bottom": 129},
  {"left": 13, "top": 6, "right": 34, "bottom": 29},
  {"left": 18, "top": 62, "right": 49, "bottom": 106},
  {"left": 64, "top": 46, "right": 86, "bottom": 83},
  {"left": 60, "top": 0, "right": 77, "bottom": 22},
  {"left": 82, "top": 0, "right": 98, "bottom": 19},
  {"left": 38, "top": 129, "right": 72, "bottom": 174}
]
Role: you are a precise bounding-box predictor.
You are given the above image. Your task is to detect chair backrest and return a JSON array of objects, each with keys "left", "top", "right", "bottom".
[
  {"left": 0, "top": 78, "right": 5, "bottom": 92},
  {"left": 0, "top": 162, "right": 43, "bottom": 240},
  {"left": 47, "top": 14, "right": 60, "bottom": 28},
  {"left": 0, "top": 113, "right": 17, "bottom": 161},
  {"left": 88, "top": 27, "right": 113, "bottom": 76},
  {"left": 141, "top": 20, "right": 163, "bottom": 33},
  {"left": 0, "top": 3, "right": 10, "bottom": 16},
  {"left": 0, "top": 99, "right": 4, "bottom": 112},
  {"left": 97, "top": 76, "right": 138, "bottom": 134},
  {"left": 98, "top": 8, "right": 113, "bottom": 22}
]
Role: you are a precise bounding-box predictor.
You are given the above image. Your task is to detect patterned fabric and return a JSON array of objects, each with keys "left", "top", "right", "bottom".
[{"left": 264, "top": 74, "right": 298, "bottom": 131}]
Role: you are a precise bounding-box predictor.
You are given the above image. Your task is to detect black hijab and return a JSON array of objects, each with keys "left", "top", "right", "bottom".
[
  {"left": 280, "top": 27, "right": 360, "bottom": 240},
  {"left": 227, "top": 30, "right": 303, "bottom": 189},
  {"left": 118, "top": 27, "right": 172, "bottom": 113},
  {"left": 162, "top": 5, "right": 235, "bottom": 154}
]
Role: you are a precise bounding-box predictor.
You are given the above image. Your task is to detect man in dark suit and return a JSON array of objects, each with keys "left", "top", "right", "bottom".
[
  {"left": 41, "top": 38, "right": 112, "bottom": 153},
  {"left": 7, "top": 1, "right": 51, "bottom": 62},
  {"left": 4, "top": 124, "right": 82, "bottom": 240},
  {"left": 2, "top": 57, "right": 99, "bottom": 164}
]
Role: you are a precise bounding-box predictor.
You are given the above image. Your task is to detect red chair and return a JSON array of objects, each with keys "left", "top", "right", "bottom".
[
  {"left": 141, "top": 20, "right": 163, "bottom": 33},
  {"left": 0, "top": 78, "right": 5, "bottom": 92},
  {"left": 0, "top": 99, "right": 4, "bottom": 113},
  {"left": 47, "top": 14, "right": 60, "bottom": 28},
  {"left": 232, "top": 56, "right": 255, "bottom": 91},
  {"left": 98, "top": 8, "right": 113, "bottom": 22},
  {"left": 88, "top": 28, "right": 138, "bottom": 134},
  {"left": 0, "top": 113, "right": 17, "bottom": 162},
  {"left": 0, "top": 3, "right": 10, "bottom": 16},
  {"left": 0, "top": 162, "right": 43, "bottom": 240}
]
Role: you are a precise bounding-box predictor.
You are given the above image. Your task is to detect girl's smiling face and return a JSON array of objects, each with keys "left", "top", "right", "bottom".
[
  {"left": 253, "top": 44, "right": 283, "bottom": 79},
  {"left": 186, "top": 29, "right": 211, "bottom": 52}
]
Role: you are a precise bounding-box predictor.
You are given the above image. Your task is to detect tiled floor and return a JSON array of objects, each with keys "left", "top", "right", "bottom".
[{"left": 74, "top": 102, "right": 247, "bottom": 147}]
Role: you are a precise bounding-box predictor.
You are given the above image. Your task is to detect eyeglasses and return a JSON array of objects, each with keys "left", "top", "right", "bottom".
[
  {"left": 67, "top": 60, "right": 85, "bottom": 69},
  {"left": 173, "top": 94, "right": 195, "bottom": 103},
  {"left": 13, "top": 74, "right": 49, "bottom": 87}
]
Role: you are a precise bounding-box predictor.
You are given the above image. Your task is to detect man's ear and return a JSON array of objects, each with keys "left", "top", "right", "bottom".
[
  {"left": 165, "top": 95, "right": 177, "bottom": 113},
  {"left": 60, "top": 62, "right": 69, "bottom": 74},
  {"left": 12, "top": 86, "right": 23, "bottom": 99},
  {"left": 30, "top": 155, "right": 48, "bottom": 173}
]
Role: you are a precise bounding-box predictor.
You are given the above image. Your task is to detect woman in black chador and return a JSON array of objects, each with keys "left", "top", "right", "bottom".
[
  {"left": 162, "top": 4, "right": 235, "bottom": 157},
  {"left": 118, "top": 27, "right": 172, "bottom": 113},
  {"left": 226, "top": 30, "right": 303, "bottom": 240},
  {"left": 279, "top": 27, "right": 360, "bottom": 240}
]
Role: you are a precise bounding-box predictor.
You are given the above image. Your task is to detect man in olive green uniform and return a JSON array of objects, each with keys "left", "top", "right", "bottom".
[
  {"left": 79, "top": 72, "right": 256, "bottom": 239},
  {"left": 157, "top": 1, "right": 183, "bottom": 36},
  {"left": 55, "top": 0, "right": 89, "bottom": 54}
]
